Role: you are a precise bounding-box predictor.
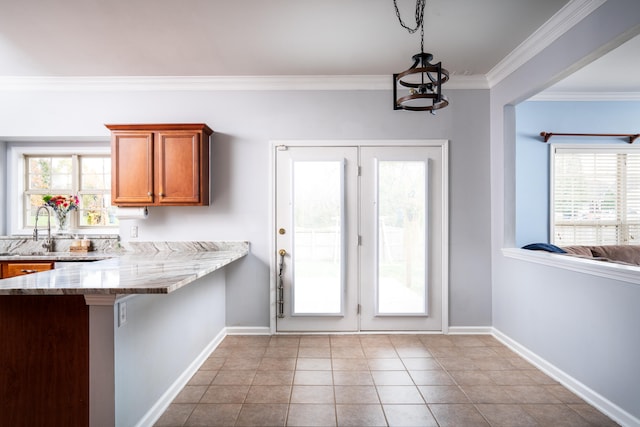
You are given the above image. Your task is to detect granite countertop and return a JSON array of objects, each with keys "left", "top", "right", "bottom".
[
  {"left": 0, "top": 251, "right": 112, "bottom": 262},
  {"left": 0, "top": 242, "right": 249, "bottom": 296}
]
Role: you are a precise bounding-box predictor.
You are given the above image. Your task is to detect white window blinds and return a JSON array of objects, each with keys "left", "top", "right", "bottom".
[{"left": 552, "top": 146, "right": 640, "bottom": 245}]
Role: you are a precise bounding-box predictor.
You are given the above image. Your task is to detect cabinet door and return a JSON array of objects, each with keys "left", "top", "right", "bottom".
[
  {"left": 156, "top": 131, "right": 207, "bottom": 205},
  {"left": 111, "top": 131, "right": 154, "bottom": 205},
  {"left": 3, "top": 262, "right": 54, "bottom": 278}
]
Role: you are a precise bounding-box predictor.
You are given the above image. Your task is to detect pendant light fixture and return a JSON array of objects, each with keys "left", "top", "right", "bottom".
[{"left": 393, "top": 0, "right": 449, "bottom": 113}]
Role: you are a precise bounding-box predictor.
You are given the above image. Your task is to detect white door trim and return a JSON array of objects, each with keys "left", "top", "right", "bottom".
[{"left": 269, "top": 139, "right": 449, "bottom": 334}]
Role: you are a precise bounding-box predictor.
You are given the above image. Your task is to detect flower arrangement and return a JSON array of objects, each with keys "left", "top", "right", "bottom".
[
  {"left": 43, "top": 194, "right": 79, "bottom": 232},
  {"left": 43, "top": 194, "right": 79, "bottom": 214}
]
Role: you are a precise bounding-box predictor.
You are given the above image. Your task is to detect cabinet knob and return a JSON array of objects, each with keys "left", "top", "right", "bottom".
[
  {"left": 147, "top": 192, "right": 153, "bottom": 196},
  {"left": 159, "top": 192, "right": 165, "bottom": 197}
]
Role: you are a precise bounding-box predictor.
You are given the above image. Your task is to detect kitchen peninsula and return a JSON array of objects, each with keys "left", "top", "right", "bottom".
[{"left": 0, "top": 241, "right": 249, "bottom": 427}]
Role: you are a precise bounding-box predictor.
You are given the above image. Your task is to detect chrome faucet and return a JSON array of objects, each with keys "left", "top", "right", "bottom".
[{"left": 33, "top": 205, "right": 53, "bottom": 252}]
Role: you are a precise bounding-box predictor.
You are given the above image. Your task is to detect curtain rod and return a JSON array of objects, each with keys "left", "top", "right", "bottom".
[{"left": 540, "top": 132, "right": 640, "bottom": 144}]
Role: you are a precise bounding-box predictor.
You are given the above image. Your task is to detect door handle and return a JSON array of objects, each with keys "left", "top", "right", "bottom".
[{"left": 277, "top": 249, "right": 286, "bottom": 318}]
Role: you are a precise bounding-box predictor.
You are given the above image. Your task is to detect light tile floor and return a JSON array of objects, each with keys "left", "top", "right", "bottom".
[{"left": 154, "top": 334, "right": 619, "bottom": 426}]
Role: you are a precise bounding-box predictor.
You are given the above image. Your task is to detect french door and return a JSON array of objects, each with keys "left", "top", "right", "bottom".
[
  {"left": 274, "top": 142, "right": 447, "bottom": 332},
  {"left": 275, "top": 146, "right": 359, "bottom": 331}
]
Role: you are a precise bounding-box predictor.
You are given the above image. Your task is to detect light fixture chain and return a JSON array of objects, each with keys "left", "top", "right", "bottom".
[{"left": 393, "top": 0, "right": 426, "bottom": 34}]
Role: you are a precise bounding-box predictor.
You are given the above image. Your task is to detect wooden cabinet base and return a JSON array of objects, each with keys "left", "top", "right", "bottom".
[
  {"left": 0, "top": 295, "right": 89, "bottom": 427},
  {"left": 1, "top": 261, "right": 54, "bottom": 278}
]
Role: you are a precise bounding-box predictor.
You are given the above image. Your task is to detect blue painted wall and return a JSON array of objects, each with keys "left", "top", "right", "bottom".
[{"left": 515, "top": 100, "right": 640, "bottom": 247}]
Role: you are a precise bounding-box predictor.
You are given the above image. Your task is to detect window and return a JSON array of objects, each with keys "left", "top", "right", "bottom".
[
  {"left": 24, "top": 154, "right": 118, "bottom": 230},
  {"left": 552, "top": 146, "right": 640, "bottom": 245}
]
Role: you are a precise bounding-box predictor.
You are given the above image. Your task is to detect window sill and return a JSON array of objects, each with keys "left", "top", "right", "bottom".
[{"left": 502, "top": 248, "right": 640, "bottom": 286}]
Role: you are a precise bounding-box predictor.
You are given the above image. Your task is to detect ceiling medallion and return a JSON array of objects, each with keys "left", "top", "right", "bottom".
[{"left": 392, "top": 0, "right": 449, "bottom": 113}]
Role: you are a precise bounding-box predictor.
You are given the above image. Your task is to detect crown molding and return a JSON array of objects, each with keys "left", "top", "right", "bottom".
[
  {"left": 0, "top": 74, "right": 489, "bottom": 92},
  {"left": 447, "top": 75, "right": 490, "bottom": 90},
  {"left": 529, "top": 91, "right": 640, "bottom": 101},
  {"left": 486, "top": 0, "right": 607, "bottom": 88}
]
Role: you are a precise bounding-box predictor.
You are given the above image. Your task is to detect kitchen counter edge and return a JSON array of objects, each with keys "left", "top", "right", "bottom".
[{"left": 0, "top": 242, "right": 249, "bottom": 296}]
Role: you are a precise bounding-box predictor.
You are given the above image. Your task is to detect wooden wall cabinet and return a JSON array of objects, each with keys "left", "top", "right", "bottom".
[
  {"left": 106, "top": 123, "right": 213, "bottom": 206},
  {"left": 1, "top": 261, "right": 54, "bottom": 279}
]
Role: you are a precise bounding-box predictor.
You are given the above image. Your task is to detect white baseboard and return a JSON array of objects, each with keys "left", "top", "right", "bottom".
[
  {"left": 135, "top": 328, "right": 227, "bottom": 427},
  {"left": 226, "top": 326, "right": 271, "bottom": 335},
  {"left": 492, "top": 328, "right": 640, "bottom": 427},
  {"left": 448, "top": 326, "right": 493, "bottom": 335}
]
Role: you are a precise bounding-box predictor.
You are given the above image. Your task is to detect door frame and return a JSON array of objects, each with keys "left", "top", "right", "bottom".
[{"left": 269, "top": 139, "right": 449, "bottom": 334}]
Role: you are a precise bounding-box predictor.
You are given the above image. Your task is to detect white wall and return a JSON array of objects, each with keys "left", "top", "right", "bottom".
[
  {"left": 115, "top": 269, "right": 226, "bottom": 426},
  {"left": 0, "top": 88, "right": 492, "bottom": 328},
  {"left": 491, "top": 0, "right": 640, "bottom": 423}
]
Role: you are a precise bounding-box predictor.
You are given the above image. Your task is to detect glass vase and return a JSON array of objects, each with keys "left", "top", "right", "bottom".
[{"left": 54, "top": 211, "right": 69, "bottom": 234}]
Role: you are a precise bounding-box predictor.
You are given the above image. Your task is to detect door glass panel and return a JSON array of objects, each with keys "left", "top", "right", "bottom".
[
  {"left": 377, "top": 161, "right": 427, "bottom": 314},
  {"left": 292, "top": 160, "right": 344, "bottom": 315}
]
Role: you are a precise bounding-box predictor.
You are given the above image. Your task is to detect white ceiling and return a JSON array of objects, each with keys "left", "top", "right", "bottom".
[
  {"left": 0, "top": 0, "right": 569, "bottom": 77},
  {"left": 0, "top": 0, "right": 637, "bottom": 95},
  {"left": 541, "top": 34, "right": 640, "bottom": 97}
]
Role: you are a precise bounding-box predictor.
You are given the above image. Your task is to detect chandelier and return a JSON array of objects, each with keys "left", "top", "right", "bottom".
[{"left": 393, "top": 0, "right": 449, "bottom": 113}]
